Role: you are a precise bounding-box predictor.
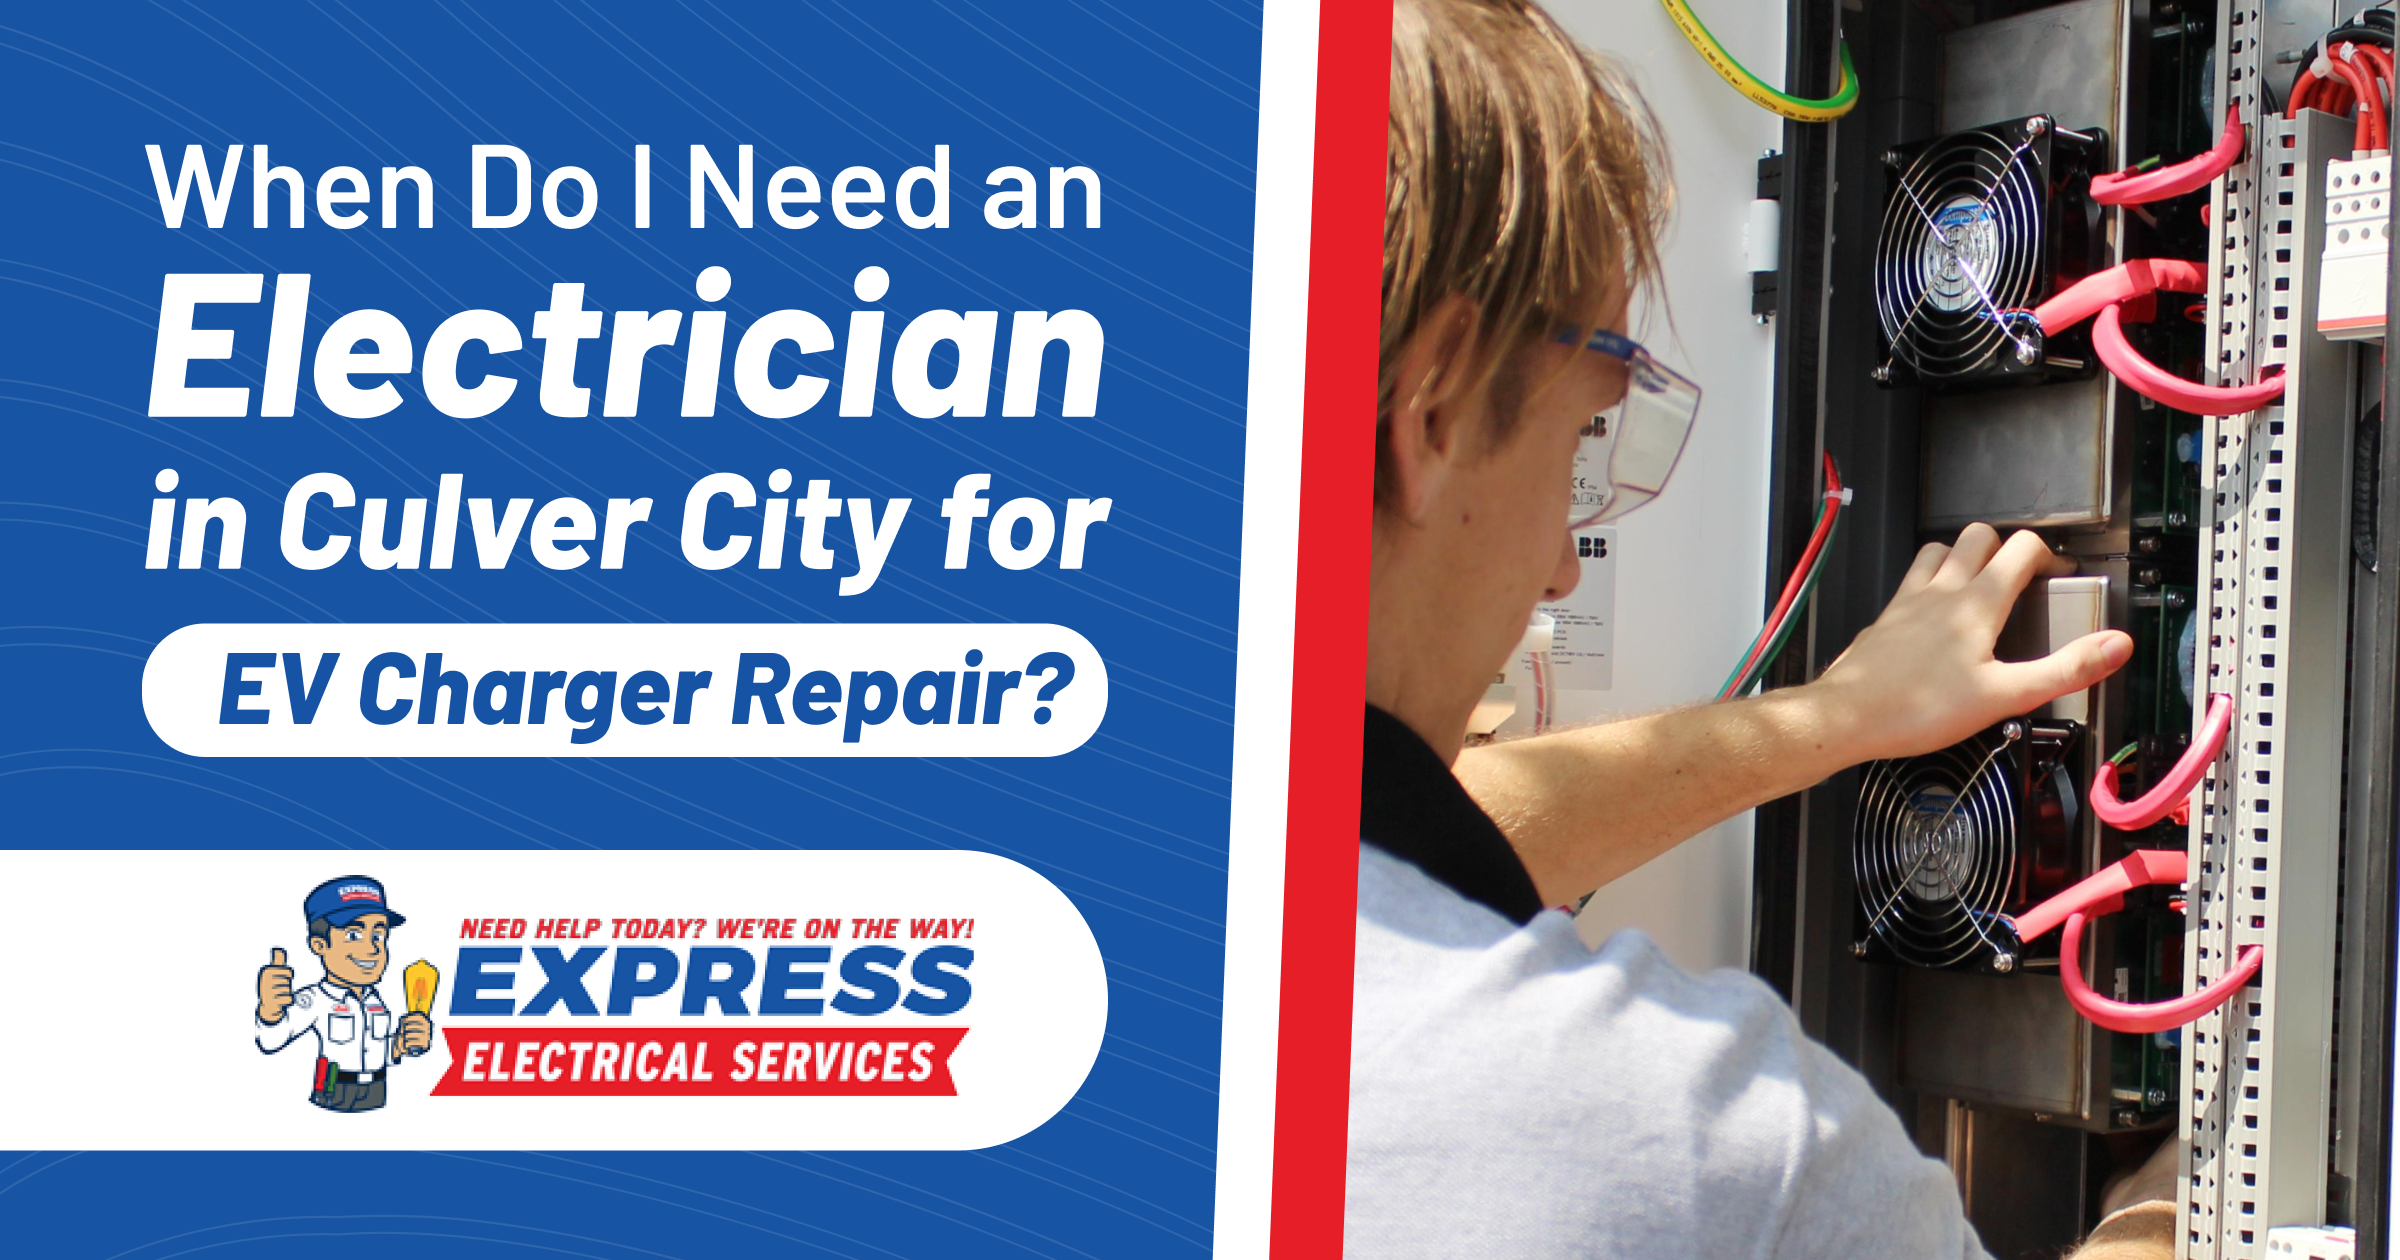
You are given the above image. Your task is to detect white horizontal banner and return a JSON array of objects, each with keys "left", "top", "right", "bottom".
[
  {"left": 142, "top": 622, "right": 1106, "bottom": 756},
  {"left": 0, "top": 849, "right": 1106, "bottom": 1150}
]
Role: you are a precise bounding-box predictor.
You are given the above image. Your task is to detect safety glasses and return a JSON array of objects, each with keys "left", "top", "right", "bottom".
[{"left": 1560, "top": 327, "right": 1702, "bottom": 529}]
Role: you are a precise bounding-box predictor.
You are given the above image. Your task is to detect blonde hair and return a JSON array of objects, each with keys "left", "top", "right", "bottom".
[{"left": 1382, "top": 0, "right": 1672, "bottom": 452}]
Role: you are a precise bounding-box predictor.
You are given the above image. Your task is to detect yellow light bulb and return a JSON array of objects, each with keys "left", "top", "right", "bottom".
[{"left": 404, "top": 959, "right": 440, "bottom": 1015}]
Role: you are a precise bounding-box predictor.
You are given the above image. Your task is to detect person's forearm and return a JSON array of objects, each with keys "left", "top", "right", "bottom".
[{"left": 1455, "top": 684, "right": 1865, "bottom": 907}]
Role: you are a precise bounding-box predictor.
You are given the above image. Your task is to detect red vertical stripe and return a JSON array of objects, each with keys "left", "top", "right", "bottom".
[{"left": 1269, "top": 0, "right": 1390, "bottom": 1253}]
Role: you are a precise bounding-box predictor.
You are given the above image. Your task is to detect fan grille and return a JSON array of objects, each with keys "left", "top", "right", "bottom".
[
  {"left": 1854, "top": 731, "right": 2022, "bottom": 969},
  {"left": 1875, "top": 124, "right": 2049, "bottom": 380}
]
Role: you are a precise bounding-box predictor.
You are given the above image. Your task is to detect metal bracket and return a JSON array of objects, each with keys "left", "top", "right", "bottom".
[
  {"left": 1754, "top": 152, "right": 1784, "bottom": 319},
  {"left": 2180, "top": 64, "right": 2352, "bottom": 1260}
]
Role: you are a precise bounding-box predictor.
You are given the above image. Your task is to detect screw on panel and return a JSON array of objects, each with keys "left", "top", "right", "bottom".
[
  {"left": 2146, "top": 1087, "right": 2170, "bottom": 1108},
  {"left": 2024, "top": 116, "right": 2050, "bottom": 137},
  {"left": 1882, "top": 149, "right": 1906, "bottom": 169},
  {"left": 1871, "top": 365, "right": 1893, "bottom": 383},
  {"left": 1851, "top": 939, "right": 1871, "bottom": 958},
  {"left": 1992, "top": 950, "right": 2019, "bottom": 974},
  {"left": 2014, "top": 340, "right": 2040, "bottom": 365}
]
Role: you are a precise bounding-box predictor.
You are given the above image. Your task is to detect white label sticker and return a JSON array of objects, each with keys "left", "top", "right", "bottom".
[
  {"left": 142, "top": 623, "right": 1105, "bottom": 757},
  {"left": 1540, "top": 528, "right": 1616, "bottom": 690}
]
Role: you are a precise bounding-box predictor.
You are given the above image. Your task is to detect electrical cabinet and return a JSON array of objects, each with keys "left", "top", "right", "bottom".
[{"left": 1751, "top": 1, "right": 2400, "bottom": 1256}]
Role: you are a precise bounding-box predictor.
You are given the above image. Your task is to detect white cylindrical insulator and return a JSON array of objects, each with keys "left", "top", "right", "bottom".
[{"left": 1746, "top": 198, "right": 1781, "bottom": 274}]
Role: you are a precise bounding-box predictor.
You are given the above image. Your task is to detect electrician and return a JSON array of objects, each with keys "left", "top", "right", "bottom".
[
  {"left": 254, "top": 876, "right": 436, "bottom": 1113},
  {"left": 1347, "top": 1, "right": 2173, "bottom": 1257}
]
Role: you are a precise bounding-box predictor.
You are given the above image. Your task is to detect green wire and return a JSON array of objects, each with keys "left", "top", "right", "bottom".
[
  {"left": 1731, "top": 536, "right": 1830, "bottom": 697},
  {"left": 1750, "top": 546, "right": 1828, "bottom": 685},
  {"left": 1660, "top": 0, "right": 1861, "bottom": 121},
  {"left": 1718, "top": 504, "right": 1829, "bottom": 697},
  {"left": 1720, "top": 508, "right": 1838, "bottom": 699}
]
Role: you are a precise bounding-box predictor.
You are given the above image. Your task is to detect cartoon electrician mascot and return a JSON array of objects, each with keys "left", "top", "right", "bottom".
[{"left": 254, "top": 876, "right": 435, "bottom": 1112}]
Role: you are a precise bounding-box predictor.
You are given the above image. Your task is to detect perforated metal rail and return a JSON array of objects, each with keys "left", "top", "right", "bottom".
[{"left": 2181, "top": 16, "right": 2351, "bottom": 1253}]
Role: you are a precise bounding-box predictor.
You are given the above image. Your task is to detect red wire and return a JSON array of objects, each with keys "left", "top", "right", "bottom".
[
  {"left": 2059, "top": 912, "right": 2264, "bottom": 1034},
  {"left": 1720, "top": 452, "right": 1841, "bottom": 701},
  {"left": 2010, "top": 851, "right": 2266, "bottom": 1035},
  {"left": 2361, "top": 44, "right": 2397, "bottom": 143},
  {"left": 2326, "top": 46, "right": 2385, "bottom": 150},
  {"left": 2033, "top": 259, "right": 2289, "bottom": 413},
  {"left": 2088, "top": 693, "right": 2235, "bottom": 829},
  {"left": 2095, "top": 304, "right": 2288, "bottom": 412},
  {"left": 2287, "top": 71, "right": 2316, "bottom": 118},
  {"left": 2089, "top": 107, "right": 2244, "bottom": 206},
  {"left": 2359, "top": 43, "right": 2395, "bottom": 98},
  {"left": 2292, "top": 68, "right": 2359, "bottom": 126}
]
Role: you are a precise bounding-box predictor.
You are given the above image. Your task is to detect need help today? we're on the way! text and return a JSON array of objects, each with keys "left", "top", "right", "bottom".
[
  {"left": 433, "top": 910, "right": 978, "bottom": 1098},
  {"left": 132, "top": 142, "right": 1128, "bottom": 757}
]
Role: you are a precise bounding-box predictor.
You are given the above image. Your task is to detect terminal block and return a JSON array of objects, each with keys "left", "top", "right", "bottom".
[{"left": 2318, "top": 156, "right": 2389, "bottom": 342}]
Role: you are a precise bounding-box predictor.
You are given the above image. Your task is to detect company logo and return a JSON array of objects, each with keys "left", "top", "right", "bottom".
[
  {"left": 253, "top": 874, "right": 437, "bottom": 1114},
  {"left": 433, "top": 915, "right": 978, "bottom": 1099}
]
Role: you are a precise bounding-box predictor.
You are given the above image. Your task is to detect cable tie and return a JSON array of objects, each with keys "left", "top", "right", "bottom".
[
  {"left": 1825, "top": 487, "right": 1854, "bottom": 504},
  {"left": 2317, "top": 52, "right": 2338, "bottom": 77},
  {"left": 2343, "top": 40, "right": 2361, "bottom": 62}
]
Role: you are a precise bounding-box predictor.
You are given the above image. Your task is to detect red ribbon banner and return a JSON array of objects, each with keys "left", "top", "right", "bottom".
[{"left": 431, "top": 1027, "right": 968, "bottom": 1096}]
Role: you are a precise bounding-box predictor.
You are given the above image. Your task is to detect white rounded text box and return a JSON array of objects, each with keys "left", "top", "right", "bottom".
[{"left": 144, "top": 622, "right": 1107, "bottom": 756}]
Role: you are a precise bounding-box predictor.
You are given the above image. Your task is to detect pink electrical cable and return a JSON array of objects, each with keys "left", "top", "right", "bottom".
[
  {"left": 2012, "top": 849, "right": 2186, "bottom": 942},
  {"left": 2060, "top": 909, "right": 2264, "bottom": 1034},
  {"left": 2089, "top": 693, "right": 2235, "bottom": 830},
  {"left": 2087, "top": 105, "right": 2244, "bottom": 205},
  {"left": 2033, "top": 258, "right": 2205, "bottom": 331},
  {"left": 2032, "top": 262, "right": 2287, "bottom": 413},
  {"left": 2010, "top": 849, "right": 2265, "bottom": 1035},
  {"left": 2095, "top": 306, "right": 2289, "bottom": 412},
  {"left": 2323, "top": 44, "right": 2388, "bottom": 152}
]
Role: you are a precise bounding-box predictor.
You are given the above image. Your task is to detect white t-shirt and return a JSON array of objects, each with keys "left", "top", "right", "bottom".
[{"left": 1346, "top": 846, "right": 1992, "bottom": 1258}]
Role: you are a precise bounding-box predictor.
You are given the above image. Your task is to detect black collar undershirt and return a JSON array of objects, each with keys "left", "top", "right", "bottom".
[{"left": 1359, "top": 704, "right": 1545, "bottom": 925}]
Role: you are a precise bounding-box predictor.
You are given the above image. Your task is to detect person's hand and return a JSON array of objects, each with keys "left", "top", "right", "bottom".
[
  {"left": 396, "top": 1011, "right": 434, "bottom": 1057},
  {"left": 1802, "top": 524, "right": 2132, "bottom": 763},
  {"left": 258, "top": 947, "right": 295, "bottom": 1025}
]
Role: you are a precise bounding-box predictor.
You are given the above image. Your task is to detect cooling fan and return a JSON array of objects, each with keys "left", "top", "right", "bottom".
[
  {"left": 1853, "top": 719, "right": 2081, "bottom": 972},
  {"left": 1873, "top": 115, "right": 2107, "bottom": 388}
]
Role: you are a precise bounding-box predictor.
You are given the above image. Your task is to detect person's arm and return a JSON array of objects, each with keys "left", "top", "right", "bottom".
[
  {"left": 2062, "top": 1133, "right": 2177, "bottom": 1260},
  {"left": 1457, "top": 525, "right": 2133, "bottom": 907},
  {"left": 2067, "top": 1204, "right": 2173, "bottom": 1260}
]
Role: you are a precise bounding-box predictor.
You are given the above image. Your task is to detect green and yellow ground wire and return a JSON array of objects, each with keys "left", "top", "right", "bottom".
[{"left": 1658, "top": 0, "right": 1859, "bottom": 122}]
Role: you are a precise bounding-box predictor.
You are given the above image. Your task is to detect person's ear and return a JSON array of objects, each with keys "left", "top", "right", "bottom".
[
  {"left": 1383, "top": 296, "right": 1487, "bottom": 522},
  {"left": 309, "top": 937, "right": 328, "bottom": 958}
]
